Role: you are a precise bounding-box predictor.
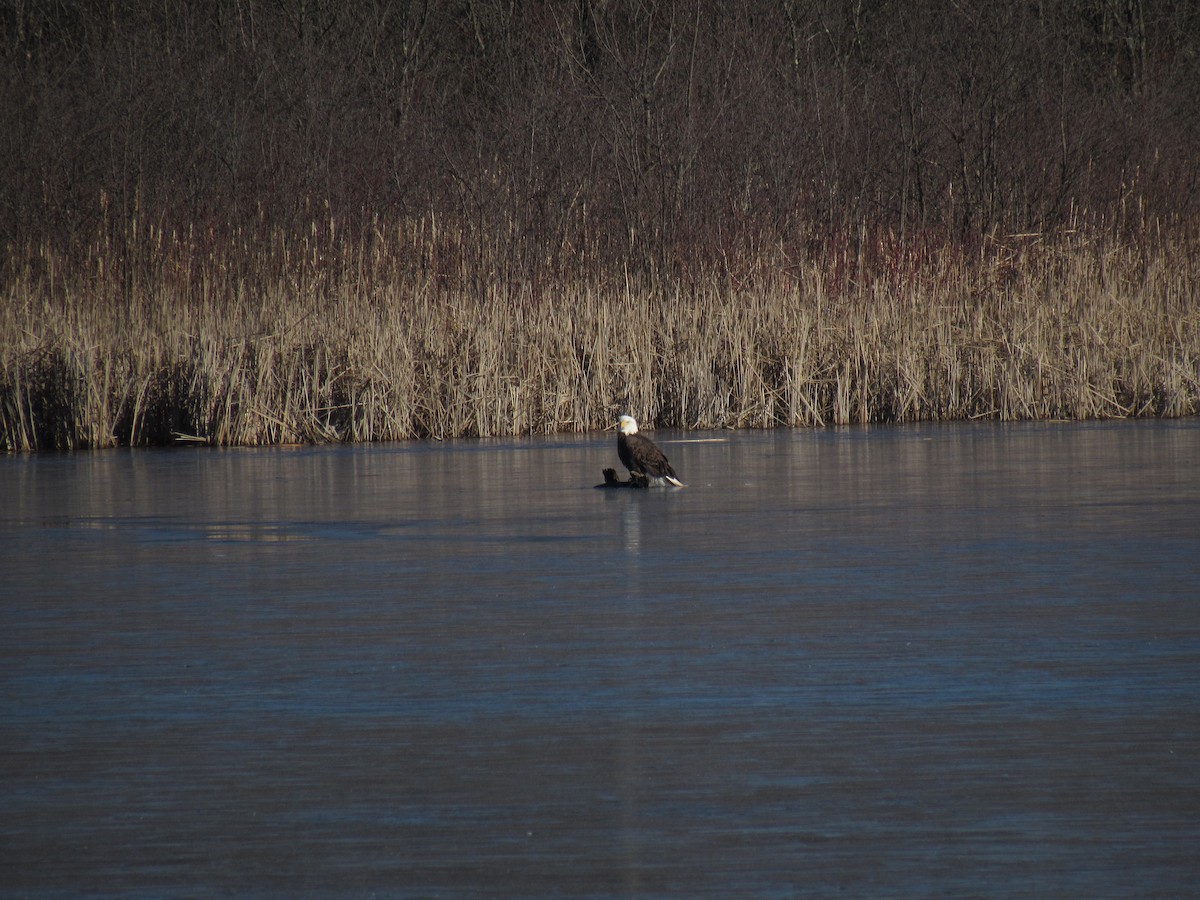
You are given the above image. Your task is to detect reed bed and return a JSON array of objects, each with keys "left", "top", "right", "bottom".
[{"left": 2, "top": 220, "right": 1198, "bottom": 450}]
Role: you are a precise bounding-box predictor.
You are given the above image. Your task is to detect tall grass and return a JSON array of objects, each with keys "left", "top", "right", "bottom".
[{"left": 2, "top": 218, "right": 1198, "bottom": 450}]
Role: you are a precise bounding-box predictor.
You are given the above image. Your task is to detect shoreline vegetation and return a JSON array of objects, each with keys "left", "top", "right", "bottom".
[
  {"left": 3, "top": 216, "right": 1197, "bottom": 451},
  {"left": 4, "top": 2, "right": 1199, "bottom": 450}
]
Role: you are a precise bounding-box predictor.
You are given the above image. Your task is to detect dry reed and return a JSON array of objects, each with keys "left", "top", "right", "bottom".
[{"left": 2, "top": 219, "right": 1198, "bottom": 450}]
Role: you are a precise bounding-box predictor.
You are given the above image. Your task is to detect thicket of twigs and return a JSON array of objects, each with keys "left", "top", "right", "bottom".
[{"left": 2, "top": 2, "right": 1198, "bottom": 448}]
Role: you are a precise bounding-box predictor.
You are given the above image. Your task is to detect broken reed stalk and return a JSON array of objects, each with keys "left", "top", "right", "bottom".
[{"left": 2, "top": 220, "right": 1198, "bottom": 450}]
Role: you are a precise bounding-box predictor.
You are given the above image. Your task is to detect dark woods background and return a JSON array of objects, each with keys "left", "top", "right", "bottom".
[{"left": 3, "top": 0, "right": 1198, "bottom": 278}]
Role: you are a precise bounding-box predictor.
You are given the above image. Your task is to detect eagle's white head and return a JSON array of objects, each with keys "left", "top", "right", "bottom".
[{"left": 617, "top": 415, "right": 639, "bottom": 435}]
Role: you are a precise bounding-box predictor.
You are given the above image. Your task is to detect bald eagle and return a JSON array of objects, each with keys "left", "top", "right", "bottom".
[{"left": 617, "top": 415, "right": 684, "bottom": 487}]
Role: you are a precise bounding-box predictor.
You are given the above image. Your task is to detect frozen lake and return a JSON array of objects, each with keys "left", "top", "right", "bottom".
[{"left": 2, "top": 419, "right": 1199, "bottom": 896}]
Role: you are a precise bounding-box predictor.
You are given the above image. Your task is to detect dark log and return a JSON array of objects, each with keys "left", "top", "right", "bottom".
[{"left": 595, "top": 468, "right": 649, "bottom": 489}]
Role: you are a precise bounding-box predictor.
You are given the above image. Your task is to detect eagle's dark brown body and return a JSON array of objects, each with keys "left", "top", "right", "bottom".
[{"left": 616, "top": 416, "right": 683, "bottom": 486}]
